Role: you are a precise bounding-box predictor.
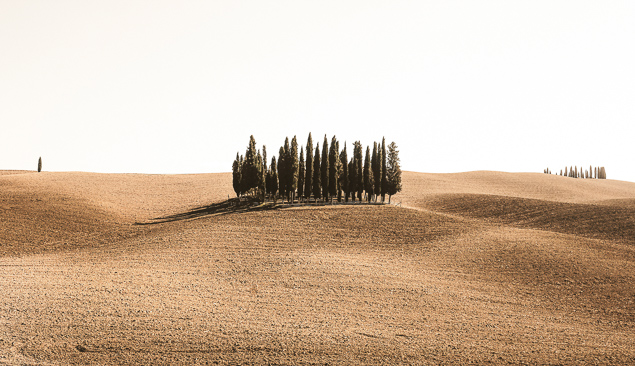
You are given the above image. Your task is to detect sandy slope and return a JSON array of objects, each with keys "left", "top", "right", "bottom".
[
  {"left": 1, "top": 170, "right": 635, "bottom": 365},
  {"left": 399, "top": 170, "right": 635, "bottom": 205}
]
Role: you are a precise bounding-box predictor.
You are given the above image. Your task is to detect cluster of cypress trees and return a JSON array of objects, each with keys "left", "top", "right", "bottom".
[
  {"left": 232, "top": 133, "right": 402, "bottom": 204},
  {"left": 544, "top": 166, "right": 607, "bottom": 179}
]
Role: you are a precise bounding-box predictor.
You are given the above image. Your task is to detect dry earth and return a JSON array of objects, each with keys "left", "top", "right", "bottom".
[{"left": 1, "top": 170, "right": 634, "bottom": 365}]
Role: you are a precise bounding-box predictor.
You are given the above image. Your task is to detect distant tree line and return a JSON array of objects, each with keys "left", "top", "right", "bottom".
[
  {"left": 232, "top": 134, "right": 402, "bottom": 204},
  {"left": 544, "top": 166, "right": 606, "bottom": 179}
]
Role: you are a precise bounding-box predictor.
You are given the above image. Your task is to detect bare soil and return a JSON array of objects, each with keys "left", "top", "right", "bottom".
[{"left": 1, "top": 170, "right": 634, "bottom": 365}]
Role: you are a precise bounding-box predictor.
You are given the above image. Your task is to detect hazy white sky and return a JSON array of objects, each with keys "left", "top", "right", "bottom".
[{"left": 2, "top": 1, "right": 634, "bottom": 181}]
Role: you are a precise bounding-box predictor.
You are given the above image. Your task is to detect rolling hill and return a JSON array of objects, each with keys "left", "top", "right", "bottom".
[{"left": 1, "top": 170, "right": 634, "bottom": 365}]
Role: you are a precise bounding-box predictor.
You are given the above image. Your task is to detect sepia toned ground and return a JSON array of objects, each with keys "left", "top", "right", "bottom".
[{"left": 1, "top": 170, "right": 634, "bottom": 365}]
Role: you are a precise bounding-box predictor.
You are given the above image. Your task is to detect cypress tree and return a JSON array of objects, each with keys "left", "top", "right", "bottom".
[
  {"left": 348, "top": 158, "right": 356, "bottom": 202},
  {"left": 38, "top": 157, "right": 42, "bottom": 173},
  {"left": 290, "top": 136, "right": 299, "bottom": 203},
  {"left": 262, "top": 145, "right": 268, "bottom": 196},
  {"left": 354, "top": 141, "right": 363, "bottom": 201},
  {"left": 278, "top": 145, "right": 287, "bottom": 200},
  {"left": 265, "top": 166, "right": 271, "bottom": 199},
  {"left": 313, "top": 143, "right": 322, "bottom": 200},
  {"left": 304, "top": 133, "right": 313, "bottom": 201},
  {"left": 232, "top": 153, "right": 241, "bottom": 198},
  {"left": 240, "top": 158, "right": 247, "bottom": 195},
  {"left": 321, "top": 135, "right": 329, "bottom": 202},
  {"left": 328, "top": 136, "right": 340, "bottom": 203},
  {"left": 256, "top": 150, "right": 264, "bottom": 200},
  {"left": 340, "top": 144, "right": 349, "bottom": 202},
  {"left": 381, "top": 137, "right": 387, "bottom": 202},
  {"left": 386, "top": 141, "right": 402, "bottom": 203},
  {"left": 270, "top": 156, "right": 278, "bottom": 202},
  {"left": 372, "top": 142, "right": 380, "bottom": 202},
  {"left": 240, "top": 135, "right": 260, "bottom": 196},
  {"left": 363, "top": 146, "right": 373, "bottom": 202},
  {"left": 298, "top": 148, "right": 305, "bottom": 202}
]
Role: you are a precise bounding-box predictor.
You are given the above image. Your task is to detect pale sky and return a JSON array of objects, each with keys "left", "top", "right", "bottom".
[{"left": 2, "top": 1, "right": 634, "bottom": 181}]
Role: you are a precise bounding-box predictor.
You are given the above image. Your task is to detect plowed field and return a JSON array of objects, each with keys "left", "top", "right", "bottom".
[{"left": 1, "top": 171, "right": 634, "bottom": 365}]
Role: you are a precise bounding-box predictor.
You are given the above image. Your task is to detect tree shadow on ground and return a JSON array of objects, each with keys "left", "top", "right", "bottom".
[
  {"left": 136, "top": 197, "right": 280, "bottom": 225},
  {"left": 137, "top": 197, "right": 392, "bottom": 226}
]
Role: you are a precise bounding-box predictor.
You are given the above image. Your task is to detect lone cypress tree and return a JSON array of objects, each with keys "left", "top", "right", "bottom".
[
  {"left": 313, "top": 143, "right": 322, "bottom": 201},
  {"left": 340, "top": 144, "right": 349, "bottom": 202},
  {"left": 321, "top": 135, "right": 329, "bottom": 202},
  {"left": 381, "top": 137, "right": 387, "bottom": 202},
  {"left": 298, "top": 148, "right": 305, "bottom": 202},
  {"left": 386, "top": 141, "right": 402, "bottom": 203},
  {"left": 328, "top": 136, "right": 340, "bottom": 203},
  {"left": 232, "top": 153, "right": 241, "bottom": 198},
  {"left": 38, "top": 157, "right": 42, "bottom": 173},
  {"left": 304, "top": 133, "right": 313, "bottom": 201},
  {"left": 363, "top": 146, "right": 373, "bottom": 202}
]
